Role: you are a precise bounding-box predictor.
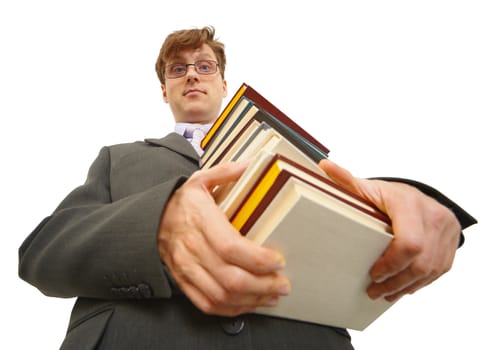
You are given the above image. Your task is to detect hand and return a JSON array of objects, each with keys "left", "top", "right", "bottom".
[
  {"left": 319, "top": 159, "right": 461, "bottom": 302},
  {"left": 158, "top": 161, "right": 291, "bottom": 316}
]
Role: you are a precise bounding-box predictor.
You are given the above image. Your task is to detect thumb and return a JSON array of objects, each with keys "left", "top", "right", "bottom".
[
  {"left": 318, "top": 159, "right": 358, "bottom": 193},
  {"left": 198, "top": 160, "right": 249, "bottom": 191}
]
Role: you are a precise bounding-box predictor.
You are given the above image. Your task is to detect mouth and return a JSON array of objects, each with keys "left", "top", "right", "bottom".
[{"left": 183, "top": 89, "right": 205, "bottom": 96}]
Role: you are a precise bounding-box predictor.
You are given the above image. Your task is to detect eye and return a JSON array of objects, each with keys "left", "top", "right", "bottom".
[
  {"left": 198, "top": 61, "right": 211, "bottom": 72},
  {"left": 196, "top": 60, "right": 214, "bottom": 73},
  {"left": 168, "top": 64, "right": 186, "bottom": 75}
]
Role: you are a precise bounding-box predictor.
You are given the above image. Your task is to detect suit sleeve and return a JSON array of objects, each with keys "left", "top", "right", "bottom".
[
  {"left": 371, "top": 177, "right": 478, "bottom": 246},
  {"left": 19, "top": 146, "right": 185, "bottom": 300}
]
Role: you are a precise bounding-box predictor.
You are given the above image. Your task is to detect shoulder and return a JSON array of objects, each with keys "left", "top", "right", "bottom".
[
  {"left": 105, "top": 133, "right": 185, "bottom": 155},
  {"left": 107, "top": 140, "right": 150, "bottom": 155},
  {"left": 102, "top": 133, "right": 197, "bottom": 169}
]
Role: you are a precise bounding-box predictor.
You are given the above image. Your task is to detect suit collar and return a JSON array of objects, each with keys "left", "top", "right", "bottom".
[{"left": 144, "top": 132, "right": 200, "bottom": 163}]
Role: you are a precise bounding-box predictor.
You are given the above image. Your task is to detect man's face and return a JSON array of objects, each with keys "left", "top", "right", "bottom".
[{"left": 161, "top": 44, "right": 227, "bottom": 124}]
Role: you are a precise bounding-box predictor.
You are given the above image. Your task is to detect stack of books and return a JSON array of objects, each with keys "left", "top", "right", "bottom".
[{"left": 200, "top": 83, "right": 395, "bottom": 331}]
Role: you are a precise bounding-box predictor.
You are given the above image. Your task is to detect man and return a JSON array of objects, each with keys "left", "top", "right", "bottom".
[{"left": 19, "top": 26, "right": 476, "bottom": 349}]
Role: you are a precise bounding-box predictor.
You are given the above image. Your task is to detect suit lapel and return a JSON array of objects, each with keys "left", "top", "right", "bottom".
[{"left": 144, "top": 132, "right": 200, "bottom": 163}]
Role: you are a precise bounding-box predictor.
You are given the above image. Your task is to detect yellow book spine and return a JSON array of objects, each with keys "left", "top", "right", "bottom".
[
  {"left": 201, "top": 84, "right": 247, "bottom": 149},
  {"left": 231, "top": 161, "right": 282, "bottom": 231}
]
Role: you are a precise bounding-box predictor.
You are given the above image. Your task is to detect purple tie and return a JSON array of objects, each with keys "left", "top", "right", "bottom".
[{"left": 183, "top": 124, "right": 205, "bottom": 156}]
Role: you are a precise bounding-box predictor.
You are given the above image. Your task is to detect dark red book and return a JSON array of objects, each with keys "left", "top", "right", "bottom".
[
  {"left": 222, "top": 153, "right": 395, "bottom": 330},
  {"left": 201, "top": 83, "right": 330, "bottom": 164},
  {"left": 229, "top": 153, "right": 391, "bottom": 235}
]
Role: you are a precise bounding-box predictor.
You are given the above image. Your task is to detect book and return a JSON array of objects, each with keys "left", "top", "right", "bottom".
[
  {"left": 230, "top": 153, "right": 390, "bottom": 235},
  {"left": 200, "top": 97, "right": 256, "bottom": 165},
  {"left": 215, "top": 149, "right": 277, "bottom": 218},
  {"left": 201, "top": 106, "right": 261, "bottom": 169},
  {"left": 211, "top": 126, "right": 331, "bottom": 215},
  {"left": 201, "top": 83, "right": 330, "bottom": 166},
  {"left": 206, "top": 82, "right": 396, "bottom": 330},
  {"left": 216, "top": 151, "right": 394, "bottom": 330},
  {"left": 245, "top": 174, "right": 394, "bottom": 330}
]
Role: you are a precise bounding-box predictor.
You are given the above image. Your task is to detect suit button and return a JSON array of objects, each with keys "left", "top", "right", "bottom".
[
  {"left": 220, "top": 317, "right": 245, "bottom": 335},
  {"left": 110, "top": 287, "right": 122, "bottom": 298},
  {"left": 128, "top": 286, "right": 139, "bottom": 298},
  {"left": 138, "top": 283, "right": 153, "bottom": 299}
]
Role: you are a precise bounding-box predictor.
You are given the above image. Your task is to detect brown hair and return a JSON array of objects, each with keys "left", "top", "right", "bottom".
[{"left": 155, "top": 26, "right": 226, "bottom": 85}]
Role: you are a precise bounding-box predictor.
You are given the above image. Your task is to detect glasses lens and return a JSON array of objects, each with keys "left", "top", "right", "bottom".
[
  {"left": 195, "top": 60, "right": 217, "bottom": 75},
  {"left": 166, "top": 64, "right": 186, "bottom": 78},
  {"left": 165, "top": 60, "right": 218, "bottom": 78}
]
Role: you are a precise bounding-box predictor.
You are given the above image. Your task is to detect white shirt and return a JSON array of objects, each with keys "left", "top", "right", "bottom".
[{"left": 174, "top": 122, "right": 213, "bottom": 156}]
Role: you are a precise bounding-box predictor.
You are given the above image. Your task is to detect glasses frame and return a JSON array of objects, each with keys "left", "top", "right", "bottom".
[{"left": 165, "top": 60, "right": 220, "bottom": 79}]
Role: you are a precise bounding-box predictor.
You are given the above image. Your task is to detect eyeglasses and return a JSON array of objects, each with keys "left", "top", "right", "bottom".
[{"left": 165, "top": 60, "right": 220, "bottom": 79}]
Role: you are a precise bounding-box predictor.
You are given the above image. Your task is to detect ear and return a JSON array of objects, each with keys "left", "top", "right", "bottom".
[
  {"left": 161, "top": 84, "right": 169, "bottom": 103},
  {"left": 222, "top": 80, "right": 228, "bottom": 98}
]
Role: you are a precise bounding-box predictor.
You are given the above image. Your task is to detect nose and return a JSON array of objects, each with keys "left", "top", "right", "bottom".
[{"left": 185, "top": 65, "right": 199, "bottom": 81}]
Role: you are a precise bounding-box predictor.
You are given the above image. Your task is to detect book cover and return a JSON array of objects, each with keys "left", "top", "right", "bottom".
[
  {"left": 202, "top": 83, "right": 249, "bottom": 150},
  {"left": 215, "top": 150, "right": 277, "bottom": 218},
  {"left": 214, "top": 130, "right": 332, "bottom": 220},
  {"left": 202, "top": 106, "right": 262, "bottom": 169},
  {"left": 201, "top": 83, "right": 330, "bottom": 162},
  {"left": 201, "top": 97, "right": 255, "bottom": 165},
  {"left": 241, "top": 84, "right": 329, "bottom": 155},
  {"left": 230, "top": 153, "right": 390, "bottom": 235},
  {"left": 250, "top": 106, "right": 328, "bottom": 163},
  {"left": 245, "top": 176, "right": 394, "bottom": 330},
  {"left": 202, "top": 97, "right": 330, "bottom": 168},
  {"left": 206, "top": 82, "right": 396, "bottom": 330}
]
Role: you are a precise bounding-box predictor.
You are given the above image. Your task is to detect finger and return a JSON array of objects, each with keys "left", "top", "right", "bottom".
[
  {"left": 192, "top": 263, "right": 290, "bottom": 309},
  {"left": 177, "top": 268, "right": 258, "bottom": 317},
  {"left": 193, "top": 214, "right": 291, "bottom": 295},
  {"left": 163, "top": 236, "right": 254, "bottom": 315},
  {"left": 370, "top": 187, "right": 456, "bottom": 284},
  {"left": 382, "top": 275, "right": 438, "bottom": 302},
  {"left": 176, "top": 245, "right": 288, "bottom": 315},
  {"left": 191, "top": 161, "right": 249, "bottom": 192},
  {"left": 319, "top": 164, "right": 425, "bottom": 283},
  {"left": 204, "top": 219, "right": 287, "bottom": 274},
  {"left": 370, "top": 230, "right": 423, "bottom": 284},
  {"left": 192, "top": 194, "right": 287, "bottom": 275},
  {"left": 367, "top": 265, "right": 424, "bottom": 300},
  {"left": 380, "top": 234, "right": 456, "bottom": 302},
  {"left": 165, "top": 198, "right": 290, "bottom": 302},
  {"left": 369, "top": 188, "right": 426, "bottom": 282},
  {"left": 196, "top": 241, "right": 291, "bottom": 300},
  {"left": 170, "top": 160, "right": 290, "bottom": 291},
  {"left": 318, "top": 159, "right": 386, "bottom": 214},
  {"left": 318, "top": 159, "right": 358, "bottom": 193},
  {"left": 369, "top": 225, "right": 455, "bottom": 301},
  {"left": 167, "top": 182, "right": 287, "bottom": 276},
  {"left": 368, "top": 234, "right": 447, "bottom": 300}
]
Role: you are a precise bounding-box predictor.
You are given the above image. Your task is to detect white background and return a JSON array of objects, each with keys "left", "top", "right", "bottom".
[{"left": 2, "top": 1, "right": 484, "bottom": 349}]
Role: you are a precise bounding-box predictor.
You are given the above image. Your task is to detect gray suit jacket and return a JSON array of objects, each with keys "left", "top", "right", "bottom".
[{"left": 19, "top": 133, "right": 476, "bottom": 349}]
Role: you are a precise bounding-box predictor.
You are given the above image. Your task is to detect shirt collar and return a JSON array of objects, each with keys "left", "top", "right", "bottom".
[{"left": 174, "top": 122, "right": 213, "bottom": 138}]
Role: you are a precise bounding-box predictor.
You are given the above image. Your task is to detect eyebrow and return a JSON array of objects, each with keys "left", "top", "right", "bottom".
[{"left": 168, "top": 53, "right": 216, "bottom": 64}]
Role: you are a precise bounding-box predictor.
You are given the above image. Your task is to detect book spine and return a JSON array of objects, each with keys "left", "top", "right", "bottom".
[
  {"left": 244, "top": 85, "right": 330, "bottom": 155},
  {"left": 240, "top": 171, "right": 292, "bottom": 235},
  {"left": 240, "top": 166, "right": 391, "bottom": 235},
  {"left": 201, "top": 83, "right": 248, "bottom": 149}
]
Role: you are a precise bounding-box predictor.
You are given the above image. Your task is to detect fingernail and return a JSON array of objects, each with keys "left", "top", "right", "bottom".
[
  {"left": 367, "top": 285, "right": 381, "bottom": 300},
  {"left": 278, "top": 282, "right": 291, "bottom": 295},
  {"left": 238, "top": 159, "right": 251, "bottom": 167},
  {"left": 264, "top": 296, "right": 279, "bottom": 307},
  {"left": 368, "top": 290, "right": 381, "bottom": 300},
  {"left": 275, "top": 255, "right": 286, "bottom": 269},
  {"left": 372, "top": 274, "right": 387, "bottom": 283}
]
